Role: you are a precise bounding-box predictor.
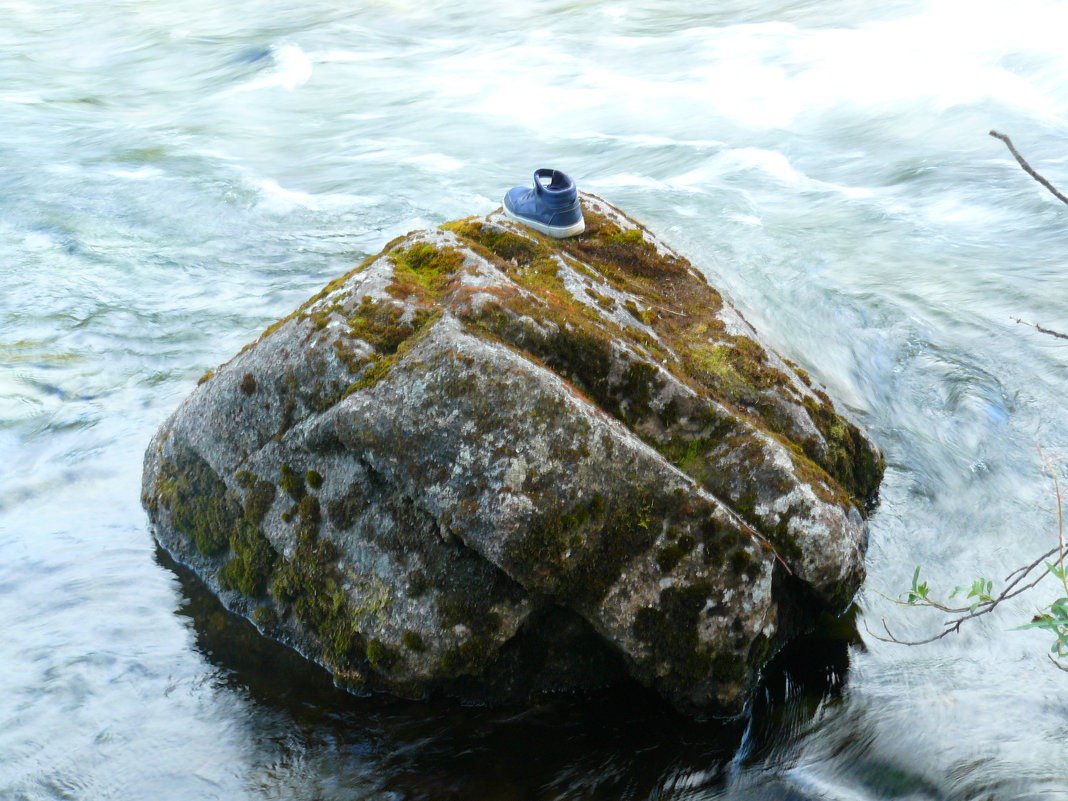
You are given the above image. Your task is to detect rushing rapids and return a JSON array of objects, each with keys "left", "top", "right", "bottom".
[{"left": 3, "top": 0, "right": 1068, "bottom": 798}]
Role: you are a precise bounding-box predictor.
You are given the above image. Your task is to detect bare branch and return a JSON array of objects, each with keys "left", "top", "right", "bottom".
[
  {"left": 1003, "top": 549, "right": 1051, "bottom": 583},
  {"left": 998, "top": 546, "right": 1061, "bottom": 601},
  {"left": 735, "top": 517, "right": 794, "bottom": 576},
  {"left": 1012, "top": 316, "right": 1068, "bottom": 341},
  {"left": 990, "top": 130, "right": 1068, "bottom": 206},
  {"left": 865, "top": 617, "right": 963, "bottom": 647}
]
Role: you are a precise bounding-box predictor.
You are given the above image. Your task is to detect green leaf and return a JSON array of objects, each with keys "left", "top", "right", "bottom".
[{"left": 906, "top": 566, "right": 924, "bottom": 604}]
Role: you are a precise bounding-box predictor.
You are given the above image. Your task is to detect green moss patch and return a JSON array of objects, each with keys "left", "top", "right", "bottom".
[
  {"left": 366, "top": 639, "right": 400, "bottom": 671},
  {"left": 154, "top": 445, "right": 280, "bottom": 599},
  {"left": 656, "top": 534, "right": 695, "bottom": 573},
  {"left": 252, "top": 605, "right": 277, "bottom": 629},
  {"left": 506, "top": 491, "right": 664, "bottom": 610},
  {"left": 631, "top": 582, "right": 726, "bottom": 690},
  {"left": 327, "top": 483, "right": 366, "bottom": 531},
  {"left": 445, "top": 219, "right": 544, "bottom": 265},
  {"left": 439, "top": 638, "right": 496, "bottom": 675},
  {"left": 234, "top": 470, "right": 257, "bottom": 490},
  {"left": 273, "top": 536, "right": 367, "bottom": 672},
  {"left": 279, "top": 464, "right": 305, "bottom": 500},
  {"left": 155, "top": 446, "right": 239, "bottom": 557},
  {"left": 296, "top": 494, "right": 321, "bottom": 539},
  {"left": 243, "top": 479, "right": 276, "bottom": 523},
  {"left": 345, "top": 297, "right": 436, "bottom": 355},
  {"left": 802, "top": 391, "right": 885, "bottom": 512},
  {"left": 561, "top": 209, "right": 690, "bottom": 281},
  {"left": 219, "top": 520, "right": 277, "bottom": 597},
  {"left": 438, "top": 590, "right": 502, "bottom": 637},
  {"left": 402, "top": 630, "right": 426, "bottom": 652},
  {"left": 344, "top": 308, "right": 441, "bottom": 395},
  {"left": 388, "top": 242, "right": 465, "bottom": 294}
]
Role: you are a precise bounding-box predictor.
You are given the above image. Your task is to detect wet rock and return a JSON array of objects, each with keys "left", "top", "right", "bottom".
[{"left": 142, "top": 193, "right": 883, "bottom": 717}]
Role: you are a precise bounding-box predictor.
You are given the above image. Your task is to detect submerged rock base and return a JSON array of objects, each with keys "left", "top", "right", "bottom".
[{"left": 143, "top": 194, "right": 883, "bottom": 717}]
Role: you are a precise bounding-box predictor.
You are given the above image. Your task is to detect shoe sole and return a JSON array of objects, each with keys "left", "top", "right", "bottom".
[{"left": 503, "top": 207, "right": 585, "bottom": 239}]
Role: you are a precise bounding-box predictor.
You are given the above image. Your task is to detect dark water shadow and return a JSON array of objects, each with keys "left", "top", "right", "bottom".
[{"left": 159, "top": 545, "right": 858, "bottom": 801}]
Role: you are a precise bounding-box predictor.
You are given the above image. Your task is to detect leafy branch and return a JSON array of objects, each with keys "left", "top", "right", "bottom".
[{"left": 869, "top": 450, "right": 1068, "bottom": 665}]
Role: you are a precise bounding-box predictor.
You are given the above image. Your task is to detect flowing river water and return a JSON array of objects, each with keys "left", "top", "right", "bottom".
[{"left": 2, "top": 1, "right": 1068, "bottom": 798}]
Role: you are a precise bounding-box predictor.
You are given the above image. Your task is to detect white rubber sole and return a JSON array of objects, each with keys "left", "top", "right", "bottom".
[{"left": 503, "top": 207, "right": 585, "bottom": 238}]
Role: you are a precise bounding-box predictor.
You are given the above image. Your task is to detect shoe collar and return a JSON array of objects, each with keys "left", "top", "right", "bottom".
[{"left": 533, "top": 168, "right": 576, "bottom": 205}]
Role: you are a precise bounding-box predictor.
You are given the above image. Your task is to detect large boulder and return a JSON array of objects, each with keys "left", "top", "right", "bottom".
[{"left": 142, "top": 194, "right": 883, "bottom": 717}]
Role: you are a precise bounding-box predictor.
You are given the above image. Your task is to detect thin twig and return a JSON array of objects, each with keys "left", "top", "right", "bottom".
[
  {"left": 739, "top": 520, "right": 793, "bottom": 576},
  {"left": 995, "top": 547, "right": 1060, "bottom": 603},
  {"left": 1038, "top": 446, "right": 1068, "bottom": 598},
  {"left": 648, "top": 303, "right": 687, "bottom": 318},
  {"left": 990, "top": 129, "right": 1068, "bottom": 206},
  {"left": 1004, "top": 546, "right": 1060, "bottom": 584},
  {"left": 865, "top": 617, "right": 965, "bottom": 647},
  {"left": 1012, "top": 316, "right": 1068, "bottom": 341}
]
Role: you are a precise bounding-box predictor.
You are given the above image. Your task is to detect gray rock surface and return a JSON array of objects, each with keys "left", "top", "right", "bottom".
[{"left": 142, "top": 193, "right": 884, "bottom": 716}]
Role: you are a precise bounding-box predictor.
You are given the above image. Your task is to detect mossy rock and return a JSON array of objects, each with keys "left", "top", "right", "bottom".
[{"left": 142, "top": 194, "right": 882, "bottom": 718}]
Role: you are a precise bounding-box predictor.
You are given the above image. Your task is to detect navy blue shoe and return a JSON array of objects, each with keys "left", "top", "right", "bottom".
[{"left": 503, "top": 169, "right": 585, "bottom": 238}]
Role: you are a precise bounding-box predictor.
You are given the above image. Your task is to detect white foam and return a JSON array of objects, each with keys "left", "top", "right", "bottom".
[
  {"left": 585, "top": 174, "right": 670, "bottom": 190},
  {"left": 726, "top": 148, "right": 805, "bottom": 184},
  {"left": 568, "top": 132, "right": 727, "bottom": 149},
  {"left": 714, "top": 0, "right": 1068, "bottom": 124},
  {"left": 272, "top": 44, "right": 314, "bottom": 87},
  {"left": 730, "top": 214, "right": 763, "bottom": 226},
  {"left": 222, "top": 44, "right": 313, "bottom": 95},
  {"left": 778, "top": 4, "right": 1066, "bottom": 119},
  {"left": 668, "top": 148, "right": 875, "bottom": 198},
  {"left": 416, "top": 0, "right": 1068, "bottom": 136},
  {"left": 317, "top": 50, "right": 381, "bottom": 64},
  {"left": 254, "top": 178, "right": 377, "bottom": 213},
  {"left": 400, "top": 154, "right": 464, "bottom": 173},
  {"left": 107, "top": 168, "right": 163, "bottom": 180}
]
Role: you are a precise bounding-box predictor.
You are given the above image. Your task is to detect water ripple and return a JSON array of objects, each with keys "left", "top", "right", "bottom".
[{"left": 3, "top": 0, "right": 1068, "bottom": 798}]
